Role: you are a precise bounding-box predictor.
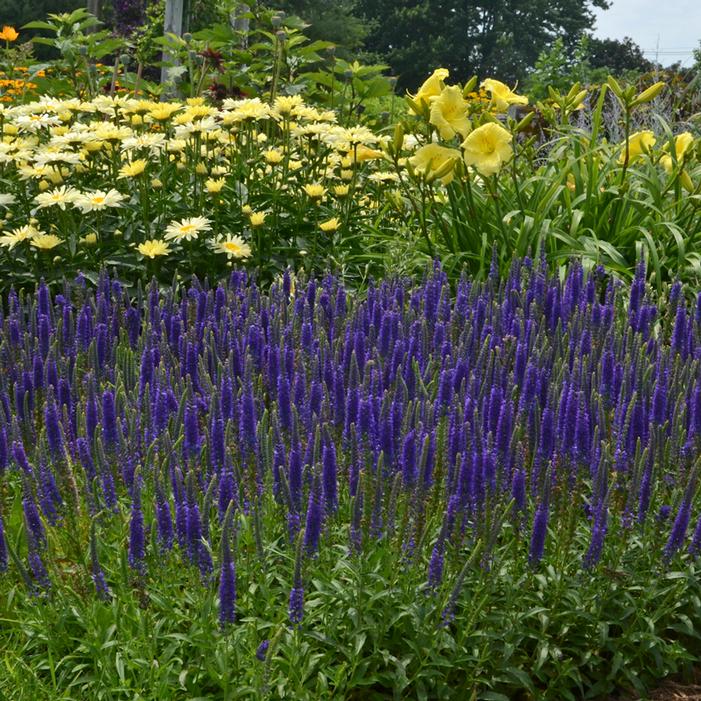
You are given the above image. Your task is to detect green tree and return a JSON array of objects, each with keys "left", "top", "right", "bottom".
[
  {"left": 356, "top": 0, "right": 610, "bottom": 91},
  {"left": 274, "top": 0, "right": 368, "bottom": 54},
  {"left": 586, "top": 36, "right": 652, "bottom": 74}
]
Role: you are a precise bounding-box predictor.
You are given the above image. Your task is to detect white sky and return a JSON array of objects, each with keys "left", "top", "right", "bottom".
[{"left": 593, "top": 0, "right": 700, "bottom": 66}]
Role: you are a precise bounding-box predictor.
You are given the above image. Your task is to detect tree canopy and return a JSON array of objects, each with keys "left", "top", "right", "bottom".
[
  {"left": 586, "top": 36, "right": 653, "bottom": 74},
  {"left": 272, "top": 0, "right": 369, "bottom": 54},
  {"left": 355, "top": 0, "right": 610, "bottom": 90}
]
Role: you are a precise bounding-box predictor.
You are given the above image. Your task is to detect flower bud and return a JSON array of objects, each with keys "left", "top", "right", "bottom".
[
  {"left": 570, "top": 90, "right": 587, "bottom": 109},
  {"left": 566, "top": 82, "right": 583, "bottom": 100},
  {"left": 392, "top": 122, "right": 404, "bottom": 155},
  {"left": 681, "top": 170, "right": 694, "bottom": 193},
  {"left": 606, "top": 76, "right": 623, "bottom": 98},
  {"left": 631, "top": 81, "right": 666, "bottom": 107},
  {"left": 514, "top": 110, "right": 535, "bottom": 133},
  {"left": 462, "top": 75, "right": 478, "bottom": 97}
]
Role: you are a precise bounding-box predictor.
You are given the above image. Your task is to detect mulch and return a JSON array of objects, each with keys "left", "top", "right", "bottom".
[
  {"left": 646, "top": 683, "right": 701, "bottom": 700},
  {"left": 615, "top": 670, "right": 701, "bottom": 700}
]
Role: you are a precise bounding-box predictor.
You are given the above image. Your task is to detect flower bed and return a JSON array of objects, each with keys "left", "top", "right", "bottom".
[
  {"left": 0, "top": 93, "right": 397, "bottom": 287},
  {"left": 1, "top": 260, "right": 701, "bottom": 698}
]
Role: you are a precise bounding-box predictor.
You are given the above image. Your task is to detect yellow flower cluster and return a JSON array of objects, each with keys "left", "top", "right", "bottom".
[
  {"left": 617, "top": 129, "right": 696, "bottom": 190},
  {"left": 406, "top": 68, "right": 526, "bottom": 178},
  {"left": 0, "top": 93, "right": 402, "bottom": 268}
]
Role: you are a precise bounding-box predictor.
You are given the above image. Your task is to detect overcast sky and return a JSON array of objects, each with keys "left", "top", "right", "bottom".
[{"left": 593, "top": 0, "right": 700, "bottom": 66}]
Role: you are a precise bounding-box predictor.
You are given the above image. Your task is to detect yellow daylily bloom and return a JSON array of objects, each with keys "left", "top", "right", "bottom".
[
  {"left": 618, "top": 130, "right": 656, "bottom": 165},
  {"left": 461, "top": 122, "right": 513, "bottom": 177},
  {"left": 410, "top": 68, "right": 450, "bottom": 108},
  {"left": 660, "top": 132, "right": 694, "bottom": 172},
  {"left": 409, "top": 143, "right": 461, "bottom": 185},
  {"left": 429, "top": 86, "right": 471, "bottom": 140},
  {"left": 480, "top": 79, "right": 528, "bottom": 113}
]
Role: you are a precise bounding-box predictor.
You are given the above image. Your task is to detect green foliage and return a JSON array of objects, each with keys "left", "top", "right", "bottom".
[
  {"left": 273, "top": 0, "right": 369, "bottom": 56},
  {"left": 0, "top": 0, "right": 80, "bottom": 58},
  {"left": 183, "top": 10, "right": 337, "bottom": 102},
  {"left": 303, "top": 56, "right": 395, "bottom": 124},
  {"left": 3, "top": 472, "right": 701, "bottom": 699},
  {"left": 587, "top": 35, "right": 654, "bottom": 75},
  {"left": 144, "top": 7, "right": 393, "bottom": 122},
  {"left": 356, "top": 0, "right": 611, "bottom": 92},
  {"left": 526, "top": 37, "right": 609, "bottom": 99},
  {"left": 23, "top": 8, "right": 127, "bottom": 99},
  {"left": 390, "top": 72, "right": 701, "bottom": 286},
  {"left": 526, "top": 35, "right": 654, "bottom": 100}
]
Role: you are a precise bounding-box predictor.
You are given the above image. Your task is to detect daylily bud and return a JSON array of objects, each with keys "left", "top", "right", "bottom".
[
  {"left": 681, "top": 170, "right": 694, "bottom": 193},
  {"left": 462, "top": 75, "right": 478, "bottom": 97},
  {"left": 566, "top": 83, "right": 583, "bottom": 101},
  {"left": 623, "top": 85, "right": 637, "bottom": 103},
  {"left": 606, "top": 76, "right": 623, "bottom": 98},
  {"left": 631, "top": 81, "right": 666, "bottom": 107},
  {"left": 547, "top": 85, "right": 561, "bottom": 103},
  {"left": 570, "top": 90, "right": 587, "bottom": 109},
  {"left": 478, "top": 112, "right": 499, "bottom": 125},
  {"left": 514, "top": 110, "right": 535, "bottom": 133},
  {"left": 392, "top": 123, "right": 404, "bottom": 155},
  {"left": 405, "top": 95, "right": 423, "bottom": 116},
  {"left": 426, "top": 156, "right": 457, "bottom": 184}
]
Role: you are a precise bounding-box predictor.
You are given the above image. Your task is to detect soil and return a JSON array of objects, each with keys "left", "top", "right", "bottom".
[{"left": 615, "top": 670, "right": 701, "bottom": 700}]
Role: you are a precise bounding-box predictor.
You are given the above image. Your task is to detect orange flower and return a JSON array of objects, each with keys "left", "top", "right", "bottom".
[{"left": 0, "top": 26, "right": 19, "bottom": 42}]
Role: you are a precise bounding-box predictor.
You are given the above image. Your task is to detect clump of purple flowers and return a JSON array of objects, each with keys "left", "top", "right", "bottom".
[{"left": 0, "top": 258, "right": 699, "bottom": 628}]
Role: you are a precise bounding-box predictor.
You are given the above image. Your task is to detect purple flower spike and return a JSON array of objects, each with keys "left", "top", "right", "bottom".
[
  {"left": 128, "top": 478, "right": 146, "bottom": 573},
  {"left": 529, "top": 501, "right": 549, "bottom": 567},
  {"left": 256, "top": 639, "right": 270, "bottom": 661}
]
